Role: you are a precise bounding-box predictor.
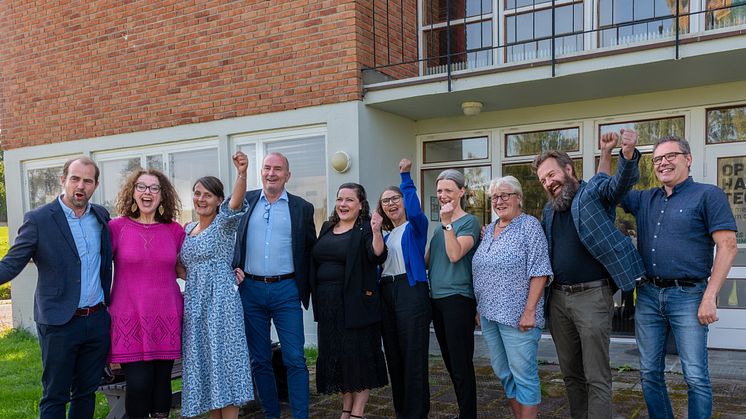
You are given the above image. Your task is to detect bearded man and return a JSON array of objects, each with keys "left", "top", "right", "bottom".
[{"left": 532, "top": 129, "right": 644, "bottom": 419}]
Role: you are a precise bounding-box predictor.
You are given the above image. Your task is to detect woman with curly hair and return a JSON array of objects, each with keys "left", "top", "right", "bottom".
[
  {"left": 108, "top": 169, "right": 185, "bottom": 419},
  {"left": 310, "top": 183, "right": 389, "bottom": 419}
]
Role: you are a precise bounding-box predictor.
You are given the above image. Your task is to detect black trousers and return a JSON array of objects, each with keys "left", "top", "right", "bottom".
[
  {"left": 36, "top": 309, "right": 111, "bottom": 419},
  {"left": 380, "top": 279, "right": 431, "bottom": 419},
  {"left": 431, "top": 294, "right": 477, "bottom": 419},
  {"left": 121, "top": 360, "right": 174, "bottom": 417}
]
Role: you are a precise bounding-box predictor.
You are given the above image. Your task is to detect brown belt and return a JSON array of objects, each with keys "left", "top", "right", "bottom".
[
  {"left": 552, "top": 278, "right": 610, "bottom": 294},
  {"left": 74, "top": 302, "right": 106, "bottom": 317},
  {"left": 248, "top": 273, "right": 295, "bottom": 283}
]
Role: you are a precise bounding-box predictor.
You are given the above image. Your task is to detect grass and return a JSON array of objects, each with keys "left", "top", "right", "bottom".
[
  {"left": 0, "top": 226, "right": 10, "bottom": 299},
  {"left": 0, "top": 328, "right": 110, "bottom": 418},
  {"left": 0, "top": 326, "right": 314, "bottom": 419}
]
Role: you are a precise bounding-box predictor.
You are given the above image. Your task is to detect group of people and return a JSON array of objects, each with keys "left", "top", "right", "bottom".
[{"left": 0, "top": 127, "right": 737, "bottom": 419}]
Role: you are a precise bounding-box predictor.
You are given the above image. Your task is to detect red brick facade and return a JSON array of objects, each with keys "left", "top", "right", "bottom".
[{"left": 0, "top": 0, "right": 407, "bottom": 150}]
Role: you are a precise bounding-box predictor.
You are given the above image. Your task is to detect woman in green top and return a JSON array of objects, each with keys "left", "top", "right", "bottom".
[{"left": 427, "top": 169, "right": 481, "bottom": 419}]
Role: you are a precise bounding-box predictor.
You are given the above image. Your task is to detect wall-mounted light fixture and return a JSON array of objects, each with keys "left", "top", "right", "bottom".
[
  {"left": 331, "top": 151, "right": 352, "bottom": 173},
  {"left": 461, "top": 101, "right": 483, "bottom": 116}
]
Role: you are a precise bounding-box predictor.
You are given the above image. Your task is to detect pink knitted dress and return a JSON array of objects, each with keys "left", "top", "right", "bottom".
[{"left": 108, "top": 217, "right": 186, "bottom": 363}]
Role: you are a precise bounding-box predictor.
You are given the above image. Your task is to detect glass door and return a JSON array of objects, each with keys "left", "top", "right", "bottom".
[{"left": 704, "top": 132, "right": 746, "bottom": 350}]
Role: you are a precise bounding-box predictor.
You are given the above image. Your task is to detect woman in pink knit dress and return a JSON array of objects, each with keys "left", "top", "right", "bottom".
[{"left": 108, "top": 169, "right": 185, "bottom": 419}]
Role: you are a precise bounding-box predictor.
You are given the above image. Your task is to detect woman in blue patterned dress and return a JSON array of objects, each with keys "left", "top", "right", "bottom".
[
  {"left": 472, "top": 176, "right": 552, "bottom": 419},
  {"left": 180, "top": 152, "right": 253, "bottom": 418}
]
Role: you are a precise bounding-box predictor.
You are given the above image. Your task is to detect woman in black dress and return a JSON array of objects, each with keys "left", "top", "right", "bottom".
[{"left": 311, "top": 182, "right": 389, "bottom": 419}]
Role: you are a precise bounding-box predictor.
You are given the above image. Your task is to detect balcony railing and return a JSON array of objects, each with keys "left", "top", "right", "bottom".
[{"left": 364, "top": 0, "right": 746, "bottom": 90}]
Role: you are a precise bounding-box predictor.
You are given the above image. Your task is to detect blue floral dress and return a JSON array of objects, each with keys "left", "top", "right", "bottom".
[{"left": 180, "top": 201, "right": 253, "bottom": 417}]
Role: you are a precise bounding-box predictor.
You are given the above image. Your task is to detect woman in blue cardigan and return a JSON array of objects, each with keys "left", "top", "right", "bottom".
[{"left": 373, "top": 158, "right": 431, "bottom": 419}]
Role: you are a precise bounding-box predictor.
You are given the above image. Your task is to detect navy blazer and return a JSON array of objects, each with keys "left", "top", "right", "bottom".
[
  {"left": 232, "top": 189, "right": 317, "bottom": 309},
  {"left": 0, "top": 198, "right": 112, "bottom": 325},
  {"left": 542, "top": 149, "right": 645, "bottom": 292},
  {"left": 310, "top": 219, "right": 388, "bottom": 329}
]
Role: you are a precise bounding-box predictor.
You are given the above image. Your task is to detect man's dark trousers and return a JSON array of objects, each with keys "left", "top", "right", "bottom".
[{"left": 37, "top": 309, "right": 110, "bottom": 418}]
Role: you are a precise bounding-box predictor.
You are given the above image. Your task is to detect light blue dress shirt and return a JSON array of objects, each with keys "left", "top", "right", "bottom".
[
  {"left": 244, "top": 190, "right": 294, "bottom": 276},
  {"left": 58, "top": 196, "right": 104, "bottom": 308}
]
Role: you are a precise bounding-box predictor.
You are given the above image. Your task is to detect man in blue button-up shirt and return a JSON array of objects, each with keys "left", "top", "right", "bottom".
[
  {"left": 0, "top": 157, "right": 112, "bottom": 419},
  {"left": 233, "top": 152, "right": 316, "bottom": 419},
  {"left": 603, "top": 137, "right": 737, "bottom": 419}
]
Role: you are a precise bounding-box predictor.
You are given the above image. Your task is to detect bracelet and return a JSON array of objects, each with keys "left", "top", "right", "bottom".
[{"left": 237, "top": 174, "right": 247, "bottom": 180}]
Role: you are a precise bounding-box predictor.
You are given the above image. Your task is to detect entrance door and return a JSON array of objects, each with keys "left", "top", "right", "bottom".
[{"left": 704, "top": 143, "right": 746, "bottom": 349}]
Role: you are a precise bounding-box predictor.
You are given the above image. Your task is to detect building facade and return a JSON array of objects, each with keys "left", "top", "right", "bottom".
[{"left": 2, "top": 0, "right": 746, "bottom": 349}]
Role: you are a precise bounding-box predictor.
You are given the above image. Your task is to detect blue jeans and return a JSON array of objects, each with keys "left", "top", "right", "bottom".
[
  {"left": 636, "top": 281, "right": 711, "bottom": 419},
  {"left": 240, "top": 278, "right": 308, "bottom": 419},
  {"left": 480, "top": 317, "right": 541, "bottom": 406}
]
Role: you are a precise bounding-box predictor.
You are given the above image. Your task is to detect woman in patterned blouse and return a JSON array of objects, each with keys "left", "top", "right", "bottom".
[{"left": 472, "top": 175, "right": 553, "bottom": 419}]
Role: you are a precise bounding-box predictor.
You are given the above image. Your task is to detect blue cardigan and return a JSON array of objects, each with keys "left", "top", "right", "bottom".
[{"left": 384, "top": 172, "right": 428, "bottom": 286}]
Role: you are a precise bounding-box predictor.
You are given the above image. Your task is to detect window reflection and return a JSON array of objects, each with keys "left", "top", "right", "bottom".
[
  {"left": 598, "top": 0, "right": 689, "bottom": 47},
  {"left": 424, "top": 0, "right": 492, "bottom": 25},
  {"left": 422, "top": 166, "right": 492, "bottom": 228},
  {"left": 424, "top": 137, "right": 489, "bottom": 163},
  {"left": 26, "top": 166, "right": 64, "bottom": 210},
  {"left": 599, "top": 116, "right": 685, "bottom": 147},
  {"left": 505, "top": 2, "right": 583, "bottom": 62},
  {"left": 706, "top": 0, "right": 746, "bottom": 30},
  {"left": 718, "top": 279, "right": 746, "bottom": 309},
  {"left": 425, "top": 20, "right": 493, "bottom": 74},
  {"left": 707, "top": 105, "right": 746, "bottom": 144},
  {"left": 505, "top": 127, "right": 580, "bottom": 157}
]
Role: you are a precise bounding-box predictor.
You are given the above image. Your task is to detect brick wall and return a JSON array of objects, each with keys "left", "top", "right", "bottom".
[
  {"left": 357, "top": 0, "right": 419, "bottom": 81},
  {"left": 0, "top": 0, "right": 379, "bottom": 149}
]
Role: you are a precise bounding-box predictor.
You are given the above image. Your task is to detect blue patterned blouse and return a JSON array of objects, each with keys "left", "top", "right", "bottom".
[{"left": 472, "top": 213, "right": 553, "bottom": 329}]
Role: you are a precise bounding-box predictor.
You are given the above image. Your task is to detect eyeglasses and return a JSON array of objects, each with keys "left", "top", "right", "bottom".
[
  {"left": 491, "top": 193, "right": 517, "bottom": 202},
  {"left": 135, "top": 183, "right": 161, "bottom": 194},
  {"left": 263, "top": 203, "right": 271, "bottom": 224},
  {"left": 652, "top": 152, "right": 686, "bottom": 166},
  {"left": 381, "top": 195, "right": 402, "bottom": 206}
]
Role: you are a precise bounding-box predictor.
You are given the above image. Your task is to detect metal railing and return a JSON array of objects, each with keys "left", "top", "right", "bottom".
[{"left": 365, "top": 1, "right": 746, "bottom": 90}]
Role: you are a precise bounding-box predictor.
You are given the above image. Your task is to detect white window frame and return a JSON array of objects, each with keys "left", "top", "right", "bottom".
[
  {"left": 22, "top": 155, "right": 82, "bottom": 212},
  {"left": 230, "top": 125, "right": 328, "bottom": 186}
]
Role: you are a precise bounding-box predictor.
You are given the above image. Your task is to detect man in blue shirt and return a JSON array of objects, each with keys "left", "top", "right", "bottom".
[
  {"left": 0, "top": 157, "right": 112, "bottom": 418},
  {"left": 233, "top": 152, "right": 316, "bottom": 419},
  {"left": 602, "top": 136, "right": 737, "bottom": 419}
]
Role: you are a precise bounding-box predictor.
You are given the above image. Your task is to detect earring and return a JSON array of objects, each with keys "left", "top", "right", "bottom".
[
  {"left": 131, "top": 202, "right": 138, "bottom": 213},
  {"left": 158, "top": 205, "right": 165, "bottom": 216}
]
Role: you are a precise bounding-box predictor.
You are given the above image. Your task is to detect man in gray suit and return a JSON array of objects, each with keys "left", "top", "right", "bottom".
[
  {"left": 533, "top": 131, "right": 644, "bottom": 419},
  {"left": 0, "top": 157, "right": 112, "bottom": 419}
]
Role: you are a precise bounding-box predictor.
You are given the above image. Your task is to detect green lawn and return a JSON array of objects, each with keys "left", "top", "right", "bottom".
[{"left": 0, "top": 328, "right": 110, "bottom": 418}]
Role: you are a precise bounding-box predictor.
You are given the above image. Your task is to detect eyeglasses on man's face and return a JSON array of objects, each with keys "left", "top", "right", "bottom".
[
  {"left": 381, "top": 195, "right": 402, "bottom": 206},
  {"left": 491, "top": 193, "right": 517, "bottom": 202},
  {"left": 652, "top": 152, "right": 686, "bottom": 166},
  {"left": 135, "top": 183, "right": 161, "bottom": 194}
]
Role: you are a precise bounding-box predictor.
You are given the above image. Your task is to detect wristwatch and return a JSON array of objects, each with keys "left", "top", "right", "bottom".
[{"left": 442, "top": 224, "right": 453, "bottom": 231}]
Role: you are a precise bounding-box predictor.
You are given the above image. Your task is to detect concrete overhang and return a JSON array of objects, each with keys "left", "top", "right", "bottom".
[{"left": 363, "top": 31, "right": 746, "bottom": 120}]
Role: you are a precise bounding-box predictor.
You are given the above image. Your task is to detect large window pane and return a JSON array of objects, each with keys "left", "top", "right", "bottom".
[
  {"left": 707, "top": 105, "right": 746, "bottom": 144},
  {"left": 424, "top": 20, "right": 493, "bottom": 74},
  {"left": 599, "top": 116, "right": 685, "bottom": 147},
  {"left": 424, "top": 137, "right": 489, "bottom": 163},
  {"left": 170, "top": 148, "right": 219, "bottom": 223},
  {"left": 237, "top": 143, "right": 260, "bottom": 191},
  {"left": 598, "top": 0, "right": 689, "bottom": 47},
  {"left": 100, "top": 158, "right": 142, "bottom": 213},
  {"left": 706, "top": 0, "right": 746, "bottom": 30},
  {"left": 26, "top": 166, "right": 63, "bottom": 210},
  {"left": 422, "top": 165, "right": 491, "bottom": 227},
  {"left": 505, "top": 2, "right": 583, "bottom": 62},
  {"left": 505, "top": 127, "right": 580, "bottom": 157},
  {"left": 424, "top": 0, "right": 492, "bottom": 24},
  {"left": 266, "top": 136, "right": 327, "bottom": 233},
  {"left": 502, "top": 159, "right": 583, "bottom": 219}
]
